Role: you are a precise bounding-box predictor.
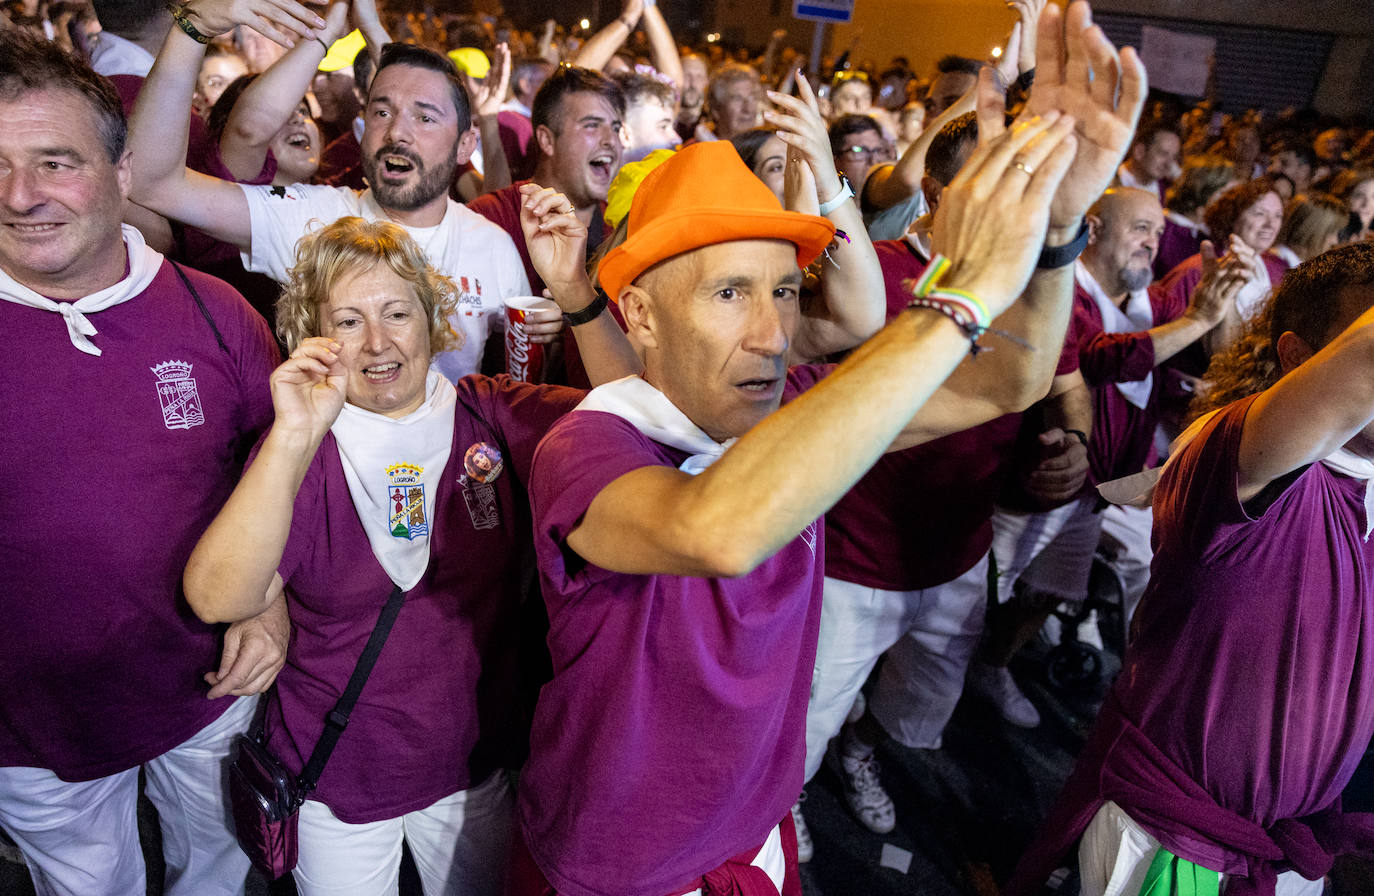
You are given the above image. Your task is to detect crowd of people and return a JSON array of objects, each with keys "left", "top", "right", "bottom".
[{"left": 2, "top": 0, "right": 1374, "bottom": 894}]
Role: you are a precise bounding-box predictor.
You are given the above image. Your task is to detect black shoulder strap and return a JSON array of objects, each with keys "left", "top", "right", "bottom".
[
  {"left": 169, "top": 261, "right": 230, "bottom": 357},
  {"left": 294, "top": 584, "right": 405, "bottom": 802}
]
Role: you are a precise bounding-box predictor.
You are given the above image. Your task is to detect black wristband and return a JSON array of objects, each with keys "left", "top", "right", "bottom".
[
  {"left": 563, "top": 290, "right": 609, "bottom": 326},
  {"left": 1065, "top": 428, "right": 1088, "bottom": 447},
  {"left": 1037, "top": 220, "right": 1089, "bottom": 270},
  {"left": 1014, "top": 67, "right": 1035, "bottom": 92}
]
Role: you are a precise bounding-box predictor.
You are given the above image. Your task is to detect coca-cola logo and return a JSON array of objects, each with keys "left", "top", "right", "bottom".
[{"left": 505, "top": 310, "right": 541, "bottom": 382}]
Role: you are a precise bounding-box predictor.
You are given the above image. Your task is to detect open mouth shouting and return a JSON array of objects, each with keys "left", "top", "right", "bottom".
[
  {"left": 588, "top": 152, "right": 616, "bottom": 184},
  {"left": 375, "top": 146, "right": 422, "bottom": 182},
  {"left": 284, "top": 130, "right": 313, "bottom": 151}
]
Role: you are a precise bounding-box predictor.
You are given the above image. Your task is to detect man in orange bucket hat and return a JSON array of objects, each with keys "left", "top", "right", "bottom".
[{"left": 509, "top": 5, "right": 1143, "bottom": 893}]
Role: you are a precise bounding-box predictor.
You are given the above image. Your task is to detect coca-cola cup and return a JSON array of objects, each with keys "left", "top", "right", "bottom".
[{"left": 503, "top": 295, "right": 559, "bottom": 383}]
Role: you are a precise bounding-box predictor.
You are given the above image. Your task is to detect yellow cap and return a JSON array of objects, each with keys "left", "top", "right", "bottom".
[
  {"left": 318, "top": 30, "right": 366, "bottom": 74},
  {"left": 605, "top": 149, "right": 676, "bottom": 230},
  {"left": 446, "top": 47, "right": 491, "bottom": 79}
]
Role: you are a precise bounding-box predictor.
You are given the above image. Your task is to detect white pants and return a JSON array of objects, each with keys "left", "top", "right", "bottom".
[
  {"left": 989, "top": 496, "right": 1103, "bottom": 605},
  {"left": 804, "top": 558, "right": 988, "bottom": 780},
  {"left": 0, "top": 695, "right": 256, "bottom": 896},
  {"left": 1079, "top": 801, "right": 1323, "bottom": 896},
  {"left": 293, "top": 769, "right": 513, "bottom": 896},
  {"left": 1097, "top": 503, "right": 1154, "bottom": 629}
]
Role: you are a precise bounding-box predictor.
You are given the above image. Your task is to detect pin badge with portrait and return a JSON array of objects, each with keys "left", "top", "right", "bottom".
[{"left": 461, "top": 442, "right": 503, "bottom": 530}]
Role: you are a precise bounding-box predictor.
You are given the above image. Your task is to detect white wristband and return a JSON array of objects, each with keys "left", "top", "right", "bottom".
[{"left": 817, "top": 177, "right": 854, "bottom": 216}]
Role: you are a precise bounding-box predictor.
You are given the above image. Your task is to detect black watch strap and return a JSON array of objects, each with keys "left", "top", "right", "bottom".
[
  {"left": 563, "top": 290, "right": 609, "bottom": 326},
  {"left": 1037, "top": 220, "right": 1090, "bottom": 270}
]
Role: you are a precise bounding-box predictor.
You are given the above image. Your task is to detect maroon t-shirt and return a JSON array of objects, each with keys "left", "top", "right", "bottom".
[
  {"left": 520, "top": 367, "right": 828, "bottom": 896},
  {"left": 265, "top": 376, "right": 581, "bottom": 823},
  {"left": 0, "top": 262, "right": 278, "bottom": 780},
  {"left": 497, "top": 109, "right": 537, "bottom": 182},
  {"left": 1072, "top": 281, "right": 1184, "bottom": 484},
  {"left": 319, "top": 128, "right": 366, "bottom": 190},
  {"left": 183, "top": 141, "right": 282, "bottom": 325},
  {"left": 824, "top": 239, "right": 1025, "bottom": 589},
  {"left": 467, "top": 182, "right": 612, "bottom": 388}
]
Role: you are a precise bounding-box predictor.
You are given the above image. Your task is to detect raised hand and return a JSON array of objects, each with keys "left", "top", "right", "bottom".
[
  {"left": 465, "top": 42, "right": 511, "bottom": 123},
  {"left": 270, "top": 336, "right": 348, "bottom": 440},
  {"left": 931, "top": 89, "right": 1078, "bottom": 317},
  {"left": 1017, "top": 1, "right": 1147, "bottom": 233},
  {"left": 519, "top": 182, "right": 590, "bottom": 304},
  {"left": 181, "top": 0, "right": 327, "bottom": 47},
  {"left": 765, "top": 73, "right": 843, "bottom": 207}
]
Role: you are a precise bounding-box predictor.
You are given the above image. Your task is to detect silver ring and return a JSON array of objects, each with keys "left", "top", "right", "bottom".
[
  {"left": 1012, "top": 160, "right": 1035, "bottom": 176},
  {"left": 563, "top": 204, "right": 576, "bottom": 214}
]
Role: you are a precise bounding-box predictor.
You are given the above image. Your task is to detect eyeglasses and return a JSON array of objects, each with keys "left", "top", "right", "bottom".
[{"left": 839, "top": 144, "right": 894, "bottom": 163}]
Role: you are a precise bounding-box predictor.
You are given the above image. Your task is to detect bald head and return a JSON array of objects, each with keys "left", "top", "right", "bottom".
[{"left": 1083, "top": 188, "right": 1165, "bottom": 296}]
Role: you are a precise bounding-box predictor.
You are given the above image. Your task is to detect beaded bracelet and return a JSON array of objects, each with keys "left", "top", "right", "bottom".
[
  {"left": 905, "top": 254, "right": 990, "bottom": 354},
  {"left": 166, "top": 3, "right": 210, "bottom": 44}
]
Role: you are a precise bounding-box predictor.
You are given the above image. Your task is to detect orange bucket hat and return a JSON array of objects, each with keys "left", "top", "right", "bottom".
[{"left": 597, "top": 141, "right": 836, "bottom": 300}]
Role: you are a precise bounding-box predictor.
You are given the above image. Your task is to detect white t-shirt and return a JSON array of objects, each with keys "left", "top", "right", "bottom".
[{"left": 241, "top": 184, "right": 531, "bottom": 381}]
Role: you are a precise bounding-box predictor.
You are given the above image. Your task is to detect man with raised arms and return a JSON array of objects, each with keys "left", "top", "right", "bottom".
[
  {"left": 127, "top": 0, "right": 617, "bottom": 380},
  {"left": 507, "top": 5, "right": 1145, "bottom": 893}
]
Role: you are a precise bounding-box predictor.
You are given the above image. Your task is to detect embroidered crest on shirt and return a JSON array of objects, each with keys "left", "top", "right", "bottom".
[
  {"left": 459, "top": 442, "right": 502, "bottom": 530},
  {"left": 456, "top": 277, "right": 484, "bottom": 317},
  {"left": 151, "top": 360, "right": 204, "bottom": 430},
  {"left": 386, "top": 463, "right": 428, "bottom": 540}
]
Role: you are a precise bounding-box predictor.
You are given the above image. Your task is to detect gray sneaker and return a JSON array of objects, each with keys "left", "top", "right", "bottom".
[
  {"left": 968, "top": 661, "right": 1041, "bottom": 728},
  {"left": 831, "top": 748, "right": 896, "bottom": 834}
]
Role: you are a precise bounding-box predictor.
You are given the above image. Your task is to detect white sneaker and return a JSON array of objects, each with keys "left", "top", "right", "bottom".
[
  {"left": 1076, "top": 609, "right": 1104, "bottom": 651},
  {"left": 791, "top": 798, "right": 813, "bottom": 863},
  {"left": 831, "top": 749, "right": 896, "bottom": 834},
  {"left": 967, "top": 661, "right": 1041, "bottom": 728}
]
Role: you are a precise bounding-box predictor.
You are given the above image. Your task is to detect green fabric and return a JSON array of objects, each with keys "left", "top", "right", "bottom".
[{"left": 1139, "top": 847, "right": 1221, "bottom": 896}]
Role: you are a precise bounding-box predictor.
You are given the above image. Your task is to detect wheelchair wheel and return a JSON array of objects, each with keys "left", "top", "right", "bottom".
[{"left": 1045, "top": 641, "right": 1103, "bottom": 691}]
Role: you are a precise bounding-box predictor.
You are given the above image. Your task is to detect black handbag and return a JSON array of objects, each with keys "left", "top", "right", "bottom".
[{"left": 228, "top": 584, "right": 404, "bottom": 879}]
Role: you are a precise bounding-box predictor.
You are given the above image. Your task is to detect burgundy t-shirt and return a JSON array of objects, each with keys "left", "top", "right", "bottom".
[
  {"left": 0, "top": 261, "right": 278, "bottom": 779},
  {"left": 467, "top": 182, "right": 612, "bottom": 389},
  {"left": 519, "top": 367, "right": 829, "bottom": 896},
  {"left": 319, "top": 128, "right": 366, "bottom": 190},
  {"left": 1072, "top": 281, "right": 1184, "bottom": 484},
  {"left": 183, "top": 141, "right": 282, "bottom": 325},
  {"left": 1153, "top": 216, "right": 1203, "bottom": 282},
  {"left": 497, "top": 109, "right": 537, "bottom": 182},
  {"left": 825, "top": 239, "right": 1026, "bottom": 589},
  {"left": 1116, "top": 395, "right": 1374, "bottom": 869},
  {"left": 264, "top": 376, "right": 580, "bottom": 823}
]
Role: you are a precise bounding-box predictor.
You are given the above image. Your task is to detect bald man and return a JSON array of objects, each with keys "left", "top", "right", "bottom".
[{"left": 975, "top": 188, "right": 1247, "bottom": 723}]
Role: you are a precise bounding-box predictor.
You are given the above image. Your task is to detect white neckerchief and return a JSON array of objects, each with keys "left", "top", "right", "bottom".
[
  {"left": 1234, "top": 253, "right": 1273, "bottom": 322},
  {"left": 1075, "top": 260, "right": 1154, "bottom": 409},
  {"left": 359, "top": 190, "right": 453, "bottom": 263},
  {"left": 578, "top": 375, "right": 736, "bottom": 475},
  {"left": 1273, "top": 244, "right": 1301, "bottom": 269},
  {"left": 1116, "top": 163, "right": 1159, "bottom": 196},
  {"left": 0, "top": 224, "right": 162, "bottom": 356},
  {"left": 904, "top": 214, "right": 933, "bottom": 263},
  {"left": 1096, "top": 409, "right": 1221, "bottom": 508},
  {"left": 500, "top": 98, "right": 532, "bottom": 118},
  {"left": 1164, "top": 209, "right": 1205, "bottom": 236},
  {"left": 87, "top": 31, "right": 156, "bottom": 77},
  {"left": 331, "top": 369, "right": 457, "bottom": 589},
  {"left": 1321, "top": 447, "right": 1374, "bottom": 541}
]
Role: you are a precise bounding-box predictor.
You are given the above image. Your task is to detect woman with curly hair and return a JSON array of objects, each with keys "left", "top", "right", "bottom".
[
  {"left": 1159, "top": 178, "right": 1291, "bottom": 324},
  {"left": 181, "top": 204, "right": 632, "bottom": 894}
]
